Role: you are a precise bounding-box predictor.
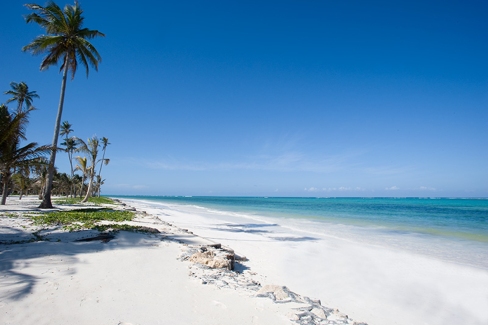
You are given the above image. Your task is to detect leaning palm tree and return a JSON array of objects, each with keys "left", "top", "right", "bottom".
[
  {"left": 4, "top": 81, "right": 39, "bottom": 114},
  {"left": 96, "top": 137, "right": 110, "bottom": 197},
  {"left": 23, "top": 1, "right": 104, "bottom": 208}
]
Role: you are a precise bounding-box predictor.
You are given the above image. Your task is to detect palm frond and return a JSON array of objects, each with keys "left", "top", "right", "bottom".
[{"left": 23, "top": 1, "right": 103, "bottom": 79}]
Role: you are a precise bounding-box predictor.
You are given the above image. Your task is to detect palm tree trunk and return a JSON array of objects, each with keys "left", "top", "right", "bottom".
[
  {"left": 82, "top": 173, "right": 94, "bottom": 203},
  {"left": 39, "top": 59, "right": 68, "bottom": 209},
  {"left": 97, "top": 148, "right": 107, "bottom": 198},
  {"left": 1, "top": 174, "right": 11, "bottom": 205},
  {"left": 69, "top": 151, "right": 74, "bottom": 198},
  {"left": 79, "top": 175, "right": 85, "bottom": 198}
]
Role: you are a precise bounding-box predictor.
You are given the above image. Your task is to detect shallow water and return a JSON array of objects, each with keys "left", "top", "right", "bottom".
[{"left": 114, "top": 196, "right": 488, "bottom": 269}]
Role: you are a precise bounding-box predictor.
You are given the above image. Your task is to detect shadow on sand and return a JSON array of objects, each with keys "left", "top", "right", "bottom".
[{"left": 0, "top": 231, "right": 166, "bottom": 301}]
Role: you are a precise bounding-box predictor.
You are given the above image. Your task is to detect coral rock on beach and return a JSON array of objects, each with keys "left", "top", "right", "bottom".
[
  {"left": 189, "top": 251, "right": 232, "bottom": 269},
  {"left": 256, "top": 284, "right": 295, "bottom": 302}
]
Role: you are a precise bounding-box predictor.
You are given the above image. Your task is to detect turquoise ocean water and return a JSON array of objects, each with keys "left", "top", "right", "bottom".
[{"left": 114, "top": 196, "right": 488, "bottom": 268}]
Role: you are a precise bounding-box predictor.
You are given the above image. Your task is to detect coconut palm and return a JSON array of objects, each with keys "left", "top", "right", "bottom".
[
  {"left": 23, "top": 1, "right": 104, "bottom": 208},
  {"left": 60, "top": 121, "right": 76, "bottom": 196},
  {"left": 53, "top": 171, "right": 71, "bottom": 196},
  {"left": 96, "top": 137, "right": 110, "bottom": 197},
  {"left": 0, "top": 104, "right": 30, "bottom": 150},
  {"left": 76, "top": 136, "right": 101, "bottom": 202},
  {"left": 71, "top": 173, "right": 82, "bottom": 197},
  {"left": 60, "top": 121, "right": 73, "bottom": 140},
  {"left": 74, "top": 156, "right": 89, "bottom": 198},
  {"left": 31, "top": 157, "right": 49, "bottom": 199},
  {"left": 0, "top": 106, "right": 50, "bottom": 205},
  {"left": 12, "top": 167, "right": 32, "bottom": 200},
  {"left": 4, "top": 81, "right": 39, "bottom": 114}
]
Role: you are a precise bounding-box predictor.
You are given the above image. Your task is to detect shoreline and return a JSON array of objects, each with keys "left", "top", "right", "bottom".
[
  {"left": 0, "top": 196, "right": 366, "bottom": 325},
  {"left": 119, "top": 197, "right": 488, "bottom": 325}
]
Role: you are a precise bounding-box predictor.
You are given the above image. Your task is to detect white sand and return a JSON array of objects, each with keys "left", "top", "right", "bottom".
[
  {"left": 121, "top": 198, "right": 488, "bottom": 325},
  {"left": 3, "top": 196, "right": 487, "bottom": 325},
  {"left": 0, "top": 197, "right": 293, "bottom": 325}
]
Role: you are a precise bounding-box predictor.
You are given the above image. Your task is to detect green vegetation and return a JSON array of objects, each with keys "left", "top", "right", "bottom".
[
  {"left": 0, "top": 103, "right": 50, "bottom": 205},
  {"left": 31, "top": 208, "right": 134, "bottom": 231},
  {"left": 76, "top": 136, "right": 110, "bottom": 202},
  {"left": 53, "top": 196, "right": 115, "bottom": 205},
  {"left": 94, "top": 224, "right": 160, "bottom": 234}
]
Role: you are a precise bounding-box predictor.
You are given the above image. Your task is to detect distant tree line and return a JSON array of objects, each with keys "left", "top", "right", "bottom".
[{"left": 0, "top": 83, "right": 110, "bottom": 205}]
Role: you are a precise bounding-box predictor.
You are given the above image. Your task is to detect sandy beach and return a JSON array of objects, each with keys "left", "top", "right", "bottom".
[
  {"left": 119, "top": 197, "right": 488, "bottom": 325},
  {"left": 2, "top": 196, "right": 487, "bottom": 325},
  {"left": 0, "top": 196, "right": 364, "bottom": 325}
]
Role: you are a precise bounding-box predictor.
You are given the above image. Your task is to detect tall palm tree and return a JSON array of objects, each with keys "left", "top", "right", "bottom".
[
  {"left": 4, "top": 81, "right": 39, "bottom": 114},
  {"left": 23, "top": 1, "right": 104, "bottom": 208},
  {"left": 96, "top": 136, "right": 110, "bottom": 197}
]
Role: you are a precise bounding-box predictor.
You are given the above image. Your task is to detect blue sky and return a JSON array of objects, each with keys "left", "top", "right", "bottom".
[{"left": 1, "top": 0, "right": 487, "bottom": 197}]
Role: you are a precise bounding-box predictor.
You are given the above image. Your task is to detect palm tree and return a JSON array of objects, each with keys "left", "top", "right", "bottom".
[
  {"left": 53, "top": 171, "right": 71, "bottom": 196},
  {"left": 0, "top": 104, "right": 26, "bottom": 149},
  {"left": 76, "top": 136, "right": 101, "bottom": 202},
  {"left": 71, "top": 173, "right": 82, "bottom": 197},
  {"left": 74, "top": 156, "right": 89, "bottom": 198},
  {"left": 23, "top": 1, "right": 104, "bottom": 208},
  {"left": 60, "top": 121, "right": 73, "bottom": 140},
  {"left": 12, "top": 167, "right": 32, "bottom": 200},
  {"left": 96, "top": 137, "right": 110, "bottom": 197},
  {"left": 31, "top": 157, "right": 49, "bottom": 199},
  {"left": 60, "top": 121, "right": 76, "bottom": 196},
  {"left": 0, "top": 106, "right": 50, "bottom": 205},
  {"left": 4, "top": 81, "right": 39, "bottom": 114}
]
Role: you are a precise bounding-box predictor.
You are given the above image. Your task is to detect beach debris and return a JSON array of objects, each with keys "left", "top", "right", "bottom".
[
  {"left": 179, "top": 244, "right": 367, "bottom": 325},
  {"left": 286, "top": 303, "right": 363, "bottom": 325},
  {"left": 189, "top": 250, "right": 232, "bottom": 269},
  {"left": 180, "top": 245, "right": 262, "bottom": 293},
  {"left": 256, "top": 284, "right": 298, "bottom": 302},
  {"left": 185, "top": 244, "right": 236, "bottom": 270}
]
